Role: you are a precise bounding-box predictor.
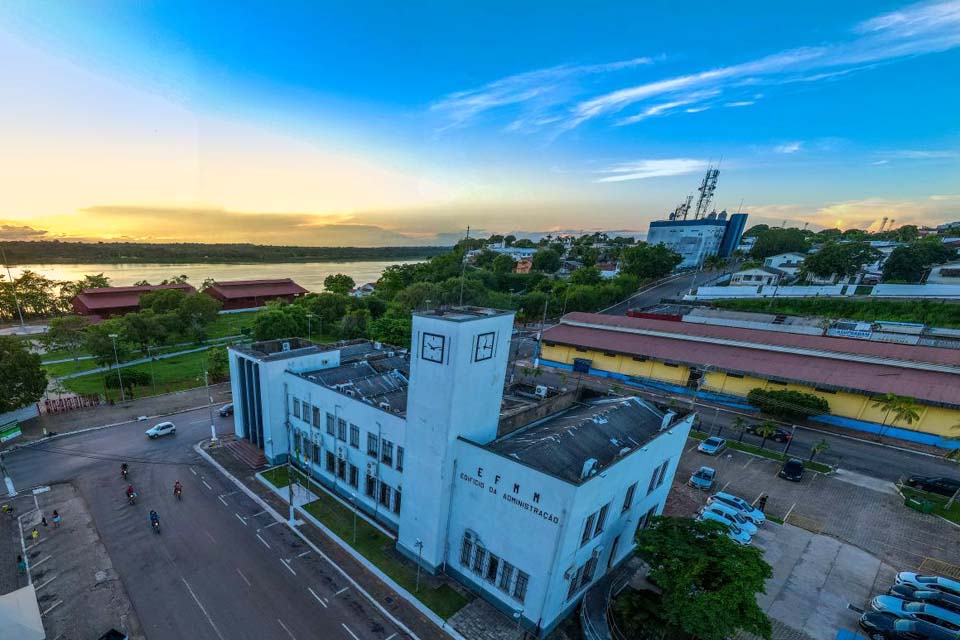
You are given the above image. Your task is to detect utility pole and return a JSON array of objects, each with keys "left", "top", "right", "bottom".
[
  {"left": 306, "top": 313, "right": 315, "bottom": 341},
  {"left": 458, "top": 225, "right": 470, "bottom": 306},
  {"left": 205, "top": 370, "right": 217, "bottom": 443},
  {"left": 414, "top": 538, "right": 424, "bottom": 592},
  {"left": 108, "top": 333, "right": 125, "bottom": 403},
  {"left": 147, "top": 345, "right": 157, "bottom": 395},
  {"left": 284, "top": 383, "right": 296, "bottom": 525},
  {"left": 535, "top": 297, "right": 548, "bottom": 369},
  {"left": 1, "top": 247, "right": 25, "bottom": 330}
]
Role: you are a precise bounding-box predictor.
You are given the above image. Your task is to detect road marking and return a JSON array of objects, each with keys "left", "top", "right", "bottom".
[
  {"left": 221, "top": 491, "right": 238, "bottom": 497},
  {"left": 182, "top": 578, "right": 226, "bottom": 640},
  {"left": 256, "top": 533, "right": 271, "bottom": 549},
  {"left": 218, "top": 496, "right": 229, "bottom": 506},
  {"left": 34, "top": 575, "right": 57, "bottom": 591},
  {"left": 385, "top": 634, "right": 397, "bottom": 640},
  {"left": 40, "top": 600, "right": 64, "bottom": 617},
  {"left": 235, "top": 513, "right": 248, "bottom": 526},
  {"left": 204, "top": 530, "right": 216, "bottom": 544},
  {"left": 202, "top": 480, "right": 213, "bottom": 491},
  {"left": 753, "top": 492, "right": 764, "bottom": 506},
  {"left": 685, "top": 444, "right": 698, "bottom": 453},
  {"left": 341, "top": 623, "right": 360, "bottom": 640},
  {"left": 784, "top": 502, "right": 797, "bottom": 522},
  {"left": 25, "top": 538, "right": 47, "bottom": 551},
  {"left": 297, "top": 551, "right": 311, "bottom": 558},
  {"left": 334, "top": 587, "right": 349, "bottom": 596},
  {"left": 251, "top": 510, "right": 266, "bottom": 517},
  {"left": 278, "top": 618, "right": 297, "bottom": 640},
  {"left": 32, "top": 555, "right": 52, "bottom": 569},
  {"left": 188, "top": 419, "right": 208, "bottom": 425},
  {"left": 742, "top": 457, "right": 754, "bottom": 469},
  {"left": 190, "top": 468, "right": 197, "bottom": 475},
  {"left": 308, "top": 587, "right": 328, "bottom": 608},
  {"left": 281, "top": 558, "right": 297, "bottom": 576},
  {"left": 720, "top": 481, "right": 731, "bottom": 492},
  {"left": 263, "top": 521, "right": 281, "bottom": 529},
  {"left": 236, "top": 568, "right": 251, "bottom": 586}
]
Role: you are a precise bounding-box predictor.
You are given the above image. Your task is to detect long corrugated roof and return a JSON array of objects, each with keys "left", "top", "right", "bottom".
[
  {"left": 206, "top": 279, "right": 308, "bottom": 299},
  {"left": 543, "top": 313, "right": 960, "bottom": 408},
  {"left": 73, "top": 283, "right": 196, "bottom": 310}
]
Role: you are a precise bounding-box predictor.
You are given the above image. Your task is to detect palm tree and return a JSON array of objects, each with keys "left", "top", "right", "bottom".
[
  {"left": 871, "top": 393, "right": 922, "bottom": 439},
  {"left": 733, "top": 416, "right": 747, "bottom": 443},
  {"left": 755, "top": 421, "right": 778, "bottom": 450},
  {"left": 809, "top": 439, "right": 829, "bottom": 462}
]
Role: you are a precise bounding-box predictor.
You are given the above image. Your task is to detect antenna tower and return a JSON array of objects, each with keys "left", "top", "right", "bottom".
[{"left": 693, "top": 166, "right": 720, "bottom": 219}]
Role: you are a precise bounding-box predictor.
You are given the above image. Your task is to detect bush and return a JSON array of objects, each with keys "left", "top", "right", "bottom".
[{"left": 747, "top": 388, "right": 830, "bottom": 421}]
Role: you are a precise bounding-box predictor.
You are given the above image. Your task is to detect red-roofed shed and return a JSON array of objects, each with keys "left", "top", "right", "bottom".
[
  {"left": 71, "top": 283, "right": 196, "bottom": 318},
  {"left": 203, "top": 279, "right": 308, "bottom": 310}
]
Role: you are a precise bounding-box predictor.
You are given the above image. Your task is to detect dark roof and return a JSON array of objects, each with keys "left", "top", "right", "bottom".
[
  {"left": 544, "top": 313, "right": 960, "bottom": 408},
  {"left": 205, "top": 279, "right": 308, "bottom": 299},
  {"left": 302, "top": 356, "right": 410, "bottom": 415},
  {"left": 73, "top": 283, "right": 195, "bottom": 310},
  {"left": 483, "top": 397, "right": 673, "bottom": 484}
]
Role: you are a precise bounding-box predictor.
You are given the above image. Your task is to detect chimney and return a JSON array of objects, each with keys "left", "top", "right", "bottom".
[{"left": 660, "top": 410, "right": 676, "bottom": 431}]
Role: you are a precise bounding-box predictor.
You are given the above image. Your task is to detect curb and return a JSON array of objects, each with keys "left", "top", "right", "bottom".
[{"left": 193, "top": 444, "right": 462, "bottom": 640}]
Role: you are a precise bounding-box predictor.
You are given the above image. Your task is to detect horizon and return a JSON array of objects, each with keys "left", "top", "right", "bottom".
[{"left": 2, "top": 1, "right": 959, "bottom": 246}]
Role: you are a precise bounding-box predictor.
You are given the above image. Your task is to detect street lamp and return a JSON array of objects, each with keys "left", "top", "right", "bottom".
[
  {"left": 306, "top": 313, "right": 315, "bottom": 341},
  {"left": 146, "top": 345, "right": 157, "bottom": 395},
  {"left": 204, "top": 369, "right": 217, "bottom": 444},
  {"left": 108, "top": 333, "right": 125, "bottom": 403},
  {"left": 513, "top": 608, "right": 525, "bottom": 638},
  {"left": 352, "top": 493, "right": 358, "bottom": 544},
  {"left": 414, "top": 538, "right": 424, "bottom": 593}
]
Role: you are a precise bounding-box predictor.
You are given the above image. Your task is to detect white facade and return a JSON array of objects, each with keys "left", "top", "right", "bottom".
[
  {"left": 646, "top": 220, "right": 728, "bottom": 269},
  {"left": 227, "top": 309, "right": 692, "bottom": 636},
  {"left": 927, "top": 261, "right": 960, "bottom": 284},
  {"left": 730, "top": 267, "right": 783, "bottom": 286},
  {"left": 489, "top": 245, "right": 537, "bottom": 261},
  {"left": 763, "top": 253, "right": 806, "bottom": 277}
]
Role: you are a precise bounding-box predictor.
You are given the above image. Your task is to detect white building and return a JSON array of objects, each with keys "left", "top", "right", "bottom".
[
  {"left": 763, "top": 252, "right": 806, "bottom": 277},
  {"left": 489, "top": 245, "right": 537, "bottom": 261},
  {"left": 646, "top": 212, "right": 748, "bottom": 269},
  {"left": 927, "top": 261, "right": 960, "bottom": 284},
  {"left": 729, "top": 266, "right": 784, "bottom": 286},
  {"left": 228, "top": 308, "right": 693, "bottom": 636}
]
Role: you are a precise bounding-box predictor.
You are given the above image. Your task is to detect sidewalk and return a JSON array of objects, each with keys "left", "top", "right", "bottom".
[{"left": 5, "top": 383, "right": 232, "bottom": 446}]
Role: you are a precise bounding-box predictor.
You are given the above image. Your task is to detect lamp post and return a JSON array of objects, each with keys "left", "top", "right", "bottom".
[
  {"left": 352, "top": 493, "right": 358, "bottom": 544},
  {"left": 514, "top": 608, "right": 524, "bottom": 638},
  {"left": 204, "top": 370, "right": 217, "bottom": 444},
  {"left": 146, "top": 345, "right": 157, "bottom": 395},
  {"left": 306, "top": 313, "right": 315, "bottom": 341},
  {"left": 108, "top": 333, "right": 125, "bottom": 402},
  {"left": 414, "top": 538, "right": 424, "bottom": 593}
]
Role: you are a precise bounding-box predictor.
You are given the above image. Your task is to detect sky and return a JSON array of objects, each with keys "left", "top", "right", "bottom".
[{"left": 1, "top": 1, "right": 959, "bottom": 246}]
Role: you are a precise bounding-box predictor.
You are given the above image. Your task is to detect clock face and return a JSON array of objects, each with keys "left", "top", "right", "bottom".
[
  {"left": 474, "top": 331, "right": 496, "bottom": 362},
  {"left": 421, "top": 332, "right": 445, "bottom": 363}
]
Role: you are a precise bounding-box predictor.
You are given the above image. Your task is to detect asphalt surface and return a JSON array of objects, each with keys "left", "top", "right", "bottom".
[
  {"left": 600, "top": 268, "right": 726, "bottom": 315},
  {"left": 5, "top": 409, "right": 406, "bottom": 640}
]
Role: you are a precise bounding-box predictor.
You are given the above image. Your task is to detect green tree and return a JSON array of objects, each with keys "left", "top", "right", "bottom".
[
  {"left": 177, "top": 293, "right": 222, "bottom": 341},
  {"left": 512, "top": 238, "right": 536, "bottom": 248},
  {"left": 801, "top": 241, "right": 881, "bottom": 279},
  {"left": 252, "top": 304, "right": 305, "bottom": 341},
  {"left": 622, "top": 516, "right": 772, "bottom": 640},
  {"left": 568, "top": 266, "right": 603, "bottom": 286},
  {"left": 207, "top": 347, "right": 229, "bottom": 382},
  {"left": 42, "top": 315, "right": 90, "bottom": 360},
  {"left": 84, "top": 321, "right": 129, "bottom": 368},
  {"left": 104, "top": 369, "right": 150, "bottom": 397},
  {"left": 620, "top": 244, "right": 683, "bottom": 279},
  {"left": 532, "top": 249, "right": 561, "bottom": 273},
  {"left": 746, "top": 388, "right": 830, "bottom": 421},
  {"left": 749, "top": 228, "right": 810, "bottom": 259},
  {"left": 0, "top": 336, "right": 48, "bottom": 413},
  {"left": 490, "top": 253, "right": 515, "bottom": 274},
  {"left": 882, "top": 240, "right": 956, "bottom": 283},
  {"left": 809, "top": 439, "right": 829, "bottom": 462},
  {"left": 324, "top": 273, "right": 356, "bottom": 295},
  {"left": 871, "top": 393, "right": 922, "bottom": 437},
  {"left": 743, "top": 224, "right": 770, "bottom": 238},
  {"left": 140, "top": 288, "right": 188, "bottom": 314},
  {"left": 753, "top": 420, "right": 778, "bottom": 450},
  {"left": 120, "top": 309, "right": 166, "bottom": 354},
  {"left": 368, "top": 311, "right": 412, "bottom": 347}
]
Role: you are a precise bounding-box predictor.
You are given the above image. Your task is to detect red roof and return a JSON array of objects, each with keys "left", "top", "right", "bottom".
[
  {"left": 73, "top": 283, "right": 196, "bottom": 310},
  {"left": 543, "top": 312, "right": 960, "bottom": 408},
  {"left": 204, "top": 278, "right": 308, "bottom": 299}
]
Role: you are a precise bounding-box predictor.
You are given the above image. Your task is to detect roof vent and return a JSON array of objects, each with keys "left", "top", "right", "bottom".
[
  {"left": 660, "top": 410, "right": 676, "bottom": 430},
  {"left": 345, "top": 389, "right": 356, "bottom": 397},
  {"left": 618, "top": 447, "right": 632, "bottom": 457},
  {"left": 374, "top": 341, "right": 382, "bottom": 350},
  {"left": 379, "top": 402, "right": 391, "bottom": 411},
  {"left": 281, "top": 341, "right": 291, "bottom": 352},
  {"left": 580, "top": 458, "right": 598, "bottom": 480}
]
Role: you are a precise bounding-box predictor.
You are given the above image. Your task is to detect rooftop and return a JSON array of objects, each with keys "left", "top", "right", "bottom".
[
  {"left": 73, "top": 283, "right": 196, "bottom": 310},
  {"left": 298, "top": 341, "right": 410, "bottom": 414},
  {"left": 483, "top": 396, "right": 678, "bottom": 485},
  {"left": 412, "top": 306, "right": 514, "bottom": 323},
  {"left": 205, "top": 278, "right": 308, "bottom": 299},
  {"left": 233, "top": 337, "right": 322, "bottom": 361}
]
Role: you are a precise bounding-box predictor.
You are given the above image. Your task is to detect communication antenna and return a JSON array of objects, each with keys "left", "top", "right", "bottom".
[
  {"left": 458, "top": 225, "right": 470, "bottom": 306},
  {"left": 693, "top": 165, "right": 720, "bottom": 219}
]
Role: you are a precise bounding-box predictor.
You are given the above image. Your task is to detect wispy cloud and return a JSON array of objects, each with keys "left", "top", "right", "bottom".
[
  {"left": 595, "top": 158, "right": 707, "bottom": 183},
  {"left": 774, "top": 142, "right": 803, "bottom": 154},
  {"left": 616, "top": 90, "right": 719, "bottom": 125}
]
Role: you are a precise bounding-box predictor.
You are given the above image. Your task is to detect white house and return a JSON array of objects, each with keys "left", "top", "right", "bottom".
[
  {"left": 597, "top": 262, "right": 620, "bottom": 279},
  {"left": 228, "top": 307, "right": 694, "bottom": 636},
  {"left": 349, "top": 283, "right": 376, "bottom": 298},
  {"left": 729, "top": 266, "right": 784, "bottom": 286},
  {"left": 927, "top": 261, "right": 960, "bottom": 284},
  {"left": 489, "top": 244, "right": 537, "bottom": 261},
  {"left": 763, "top": 252, "right": 806, "bottom": 277}
]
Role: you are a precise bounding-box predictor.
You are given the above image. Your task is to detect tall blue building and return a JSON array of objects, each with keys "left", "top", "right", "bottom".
[{"left": 646, "top": 210, "right": 748, "bottom": 269}]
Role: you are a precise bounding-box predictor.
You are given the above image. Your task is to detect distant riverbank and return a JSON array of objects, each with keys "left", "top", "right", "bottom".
[{"left": 10, "top": 260, "right": 421, "bottom": 291}]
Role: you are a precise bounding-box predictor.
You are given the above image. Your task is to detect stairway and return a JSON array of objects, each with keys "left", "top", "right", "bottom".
[{"left": 224, "top": 439, "right": 267, "bottom": 470}]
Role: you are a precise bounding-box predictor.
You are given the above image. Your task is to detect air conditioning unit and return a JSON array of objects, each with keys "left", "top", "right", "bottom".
[
  {"left": 374, "top": 341, "right": 382, "bottom": 349},
  {"left": 281, "top": 341, "right": 291, "bottom": 352},
  {"left": 535, "top": 385, "right": 548, "bottom": 398},
  {"left": 345, "top": 389, "right": 356, "bottom": 397}
]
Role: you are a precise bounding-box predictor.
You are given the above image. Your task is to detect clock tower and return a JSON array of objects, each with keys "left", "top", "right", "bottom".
[{"left": 397, "top": 307, "right": 515, "bottom": 572}]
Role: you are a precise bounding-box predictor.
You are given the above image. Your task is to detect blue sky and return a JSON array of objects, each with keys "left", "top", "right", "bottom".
[{"left": 1, "top": 1, "right": 958, "bottom": 245}]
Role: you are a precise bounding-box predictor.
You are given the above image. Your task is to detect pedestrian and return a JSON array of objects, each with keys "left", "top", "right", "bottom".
[
  {"left": 17, "top": 554, "right": 26, "bottom": 575},
  {"left": 41, "top": 515, "right": 48, "bottom": 528},
  {"left": 756, "top": 493, "right": 768, "bottom": 513},
  {"left": 31, "top": 528, "right": 39, "bottom": 542},
  {"left": 52, "top": 510, "right": 61, "bottom": 528}
]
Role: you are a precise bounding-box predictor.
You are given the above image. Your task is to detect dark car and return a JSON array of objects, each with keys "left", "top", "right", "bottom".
[
  {"left": 905, "top": 476, "right": 960, "bottom": 498},
  {"left": 746, "top": 424, "right": 793, "bottom": 442},
  {"left": 778, "top": 458, "right": 804, "bottom": 482},
  {"left": 860, "top": 611, "right": 959, "bottom": 640},
  {"left": 219, "top": 403, "right": 234, "bottom": 417}
]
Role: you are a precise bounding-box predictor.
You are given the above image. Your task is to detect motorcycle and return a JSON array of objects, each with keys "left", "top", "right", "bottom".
[
  {"left": 152, "top": 519, "right": 161, "bottom": 534},
  {"left": 127, "top": 492, "right": 137, "bottom": 506},
  {"left": 121, "top": 468, "right": 128, "bottom": 480},
  {"left": 174, "top": 487, "right": 182, "bottom": 501}
]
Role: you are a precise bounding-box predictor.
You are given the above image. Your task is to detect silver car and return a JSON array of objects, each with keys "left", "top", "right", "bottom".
[
  {"left": 896, "top": 574, "right": 960, "bottom": 599},
  {"left": 871, "top": 596, "right": 960, "bottom": 634},
  {"left": 702, "top": 503, "right": 758, "bottom": 536},
  {"left": 707, "top": 492, "right": 766, "bottom": 526}
]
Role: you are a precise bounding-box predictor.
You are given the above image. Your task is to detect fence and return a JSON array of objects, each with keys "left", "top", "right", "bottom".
[{"left": 41, "top": 395, "right": 102, "bottom": 414}]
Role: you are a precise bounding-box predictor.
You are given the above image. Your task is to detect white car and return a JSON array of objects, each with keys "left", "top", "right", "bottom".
[
  {"left": 698, "top": 509, "right": 752, "bottom": 545},
  {"left": 702, "top": 502, "right": 758, "bottom": 536},
  {"left": 145, "top": 421, "right": 176, "bottom": 439},
  {"left": 897, "top": 574, "right": 960, "bottom": 599},
  {"left": 707, "top": 492, "right": 766, "bottom": 526}
]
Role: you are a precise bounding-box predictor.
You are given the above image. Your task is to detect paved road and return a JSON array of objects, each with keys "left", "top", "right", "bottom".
[
  {"left": 5, "top": 410, "right": 405, "bottom": 640},
  {"left": 601, "top": 268, "right": 727, "bottom": 315}
]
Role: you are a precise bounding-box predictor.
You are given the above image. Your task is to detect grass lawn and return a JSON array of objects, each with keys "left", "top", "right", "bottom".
[
  {"left": 261, "top": 466, "right": 470, "bottom": 619},
  {"left": 61, "top": 348, "right": 221, "bottom": 400},
  {"left": 901, "top": 487, "right": 960, "bottom": 525},
  {"left": 43, "top": 357, "right": 100, "bottom": 377},
  {"left": 690, "top": 429, "right": 832, "bottom": 474},
  {"left": 207, "top": 311, "right": 261, "bottom": 339}
]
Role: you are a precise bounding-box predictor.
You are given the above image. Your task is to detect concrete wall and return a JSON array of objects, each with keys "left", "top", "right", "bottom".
[
  {"left": 497, "top": 390, "right": 577, "bottom": 437},
  {"left": 872, "top": 284, "right": 960, "bottom": 298},
  {"left": 686, "top": 284, "right": 849, "bottom": 300}
]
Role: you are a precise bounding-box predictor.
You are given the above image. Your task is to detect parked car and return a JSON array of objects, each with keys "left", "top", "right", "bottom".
[
  {"left": 688, "top": 466, "right": 716, "bottom": 491},
  {"left": 698, "top": 437, "right": 727, "bottom": 456},
  {"left": 871, "top": 596, "right": 960, "bottom": 633},
  {"left": 888, "top": 586, "right": 960, "bottom": 616},
  {"left": 778, "top": 458, "right": 804, "bottom": 482},
  {"left": 905, "top": 476, "right": 960, "bottom": 498},
  {"left": 859, "top": 611, "right": 959, "bottom": 640},
  {"left": 219, "top": 403, "right": 234, "bottom": 417},
  {"left": 707, "top": 492, "right": 766, "bottom": 526},
  {"left": 145, "top": 421, "right": 176, "bottom": 439},
  {"left": 896, "top": 574, "right": 960, "bottom": 599},
  {"left": 697, "top": 510, "right": 751, "bottom": 545},
  {"left": 746, "top": 424, "right": 793, "bottom": 442},
  {"left": 702, "top": 502, "right": 758, "bottom": 536}
]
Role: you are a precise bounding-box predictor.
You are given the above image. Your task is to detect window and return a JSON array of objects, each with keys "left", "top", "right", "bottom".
[
  {"left": 393, "top": 487, "right": 402, "bottom": 514},
  {"left": 472, "top": 547, "right": 486, "bottom": 574},
  {"left": 663, "top": 362, "right": 679, "bottom": 368},
  {"left": 396, "top": 446, "right": 404, "bottom": 472},
  {"left": 486, "top": 554, "right": 500, "bottom": 583},
  {"left": 367, "top": 433, "right": 379, "bottom": 458},
  {"left": 594, "top": 504, "right": 610, "bottom": 537},
  {"left": 656, "top": 461, "right": 669, "bottom": 488},
  {"left": 635, "top": 505, "right": 658, "bottom": 537},
  {"left": 349, "top": 464, "right": 359, "bottom": 488},
  {"left": 349, "top": 424, "right": 360, "bottom": 448},
  {"left": 567, "top": 567, "right": 584, "bottom": 599},
  {"left": 498, "top": 562, "right": 514, "bottom": 592},
  {"left": 622, "top": 483, "right": 637, "bottom": 513},
  {"left": 381, "top": 440, "right": 394, "bottom": 466},
  {"left": 336, "top": 458, "right": 346, "bottom": 481},
  {"left": 337, "top": 418, "right": 347, "bottom": 441},
  {"left": 814, "top": 386, "right": 836, "bottom": 394},
  {"left": 312, "top": 443, "right": 320, "bottom": 464},
  {"left": 575, "top": 346, "right": 588, "bottom": 353},
  {"left": 365, "top": 474, "right": 377, "bottom": 499},
  {"left": 294, "top": 431, "right": 302, "bottom": 455},
  {"left": 631, "top": 356, "right": 647, "bottom": 362},
  {"left": 581, "top": 556, "right": 597, "bottom": 588},
  {"left": 325, "top": 452, "right": 335, "bottom": 474},
  {"left": 293, "top": 398, "right": 301, "bottom": 418},
  {"left": 648, "top": 460, "right": 668, "bottom": 495},
  {"left": 726, "top": 373, "right": 744, "bottom": 379},
  {"left": 460, "top": 536, "right": 473, "bottom": 567},
  {"left": 581, "top": 514, "right": 596, "bottom": 547},
  {"left": 513, "top": 571, "right": 529, "bottom": 603},
  {"left": 302, "top": 402, "right": 312, "bottom": 423},
  {"left": 379, "top": 482, "right": 391, "bottom": 508},
  {"left": 312, "top": 406, "right": 321, "bottom": 428},
  {"left": 326, "top": 413, "right": 335, "bottom": 436}
]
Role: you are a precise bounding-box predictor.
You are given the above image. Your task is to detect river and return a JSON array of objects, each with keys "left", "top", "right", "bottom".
[{"left": 10, "top": 260, "right": 421, "bottom": 292}]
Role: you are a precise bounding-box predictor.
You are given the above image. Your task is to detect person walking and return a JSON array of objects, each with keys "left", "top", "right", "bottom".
[
  {"left": 52, "top": 510, "right": 61, "bottom": 528},
  {"left": 30, "top": 528, "right": 39, "bottom": 542},
  {"left": 17, "top": 554, "right": 26, "bottom": 575},
  {"left": 41, "top": 515, "right": 48, "bottom": 528},
  {"left": 756, "top": 493, "right": 769, "bottom": 513}
]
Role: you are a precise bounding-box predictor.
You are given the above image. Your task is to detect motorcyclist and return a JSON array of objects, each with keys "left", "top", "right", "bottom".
[
  {"left": 126, "top": 484, "right": 136, "bottom": 498},
  {"left": 173, "top": 480, "right": 182, "bottom": 496},
  {"left": 120, "top": 462, "right": 128, "bottom": 475},
  {"left": 149, "top": 510, "right": 159, "bottom": 527}
]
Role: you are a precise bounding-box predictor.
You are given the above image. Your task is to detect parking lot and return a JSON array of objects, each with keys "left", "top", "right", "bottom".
[{"left": 668, "top": 440, "right": 960, "bottom": 640}]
